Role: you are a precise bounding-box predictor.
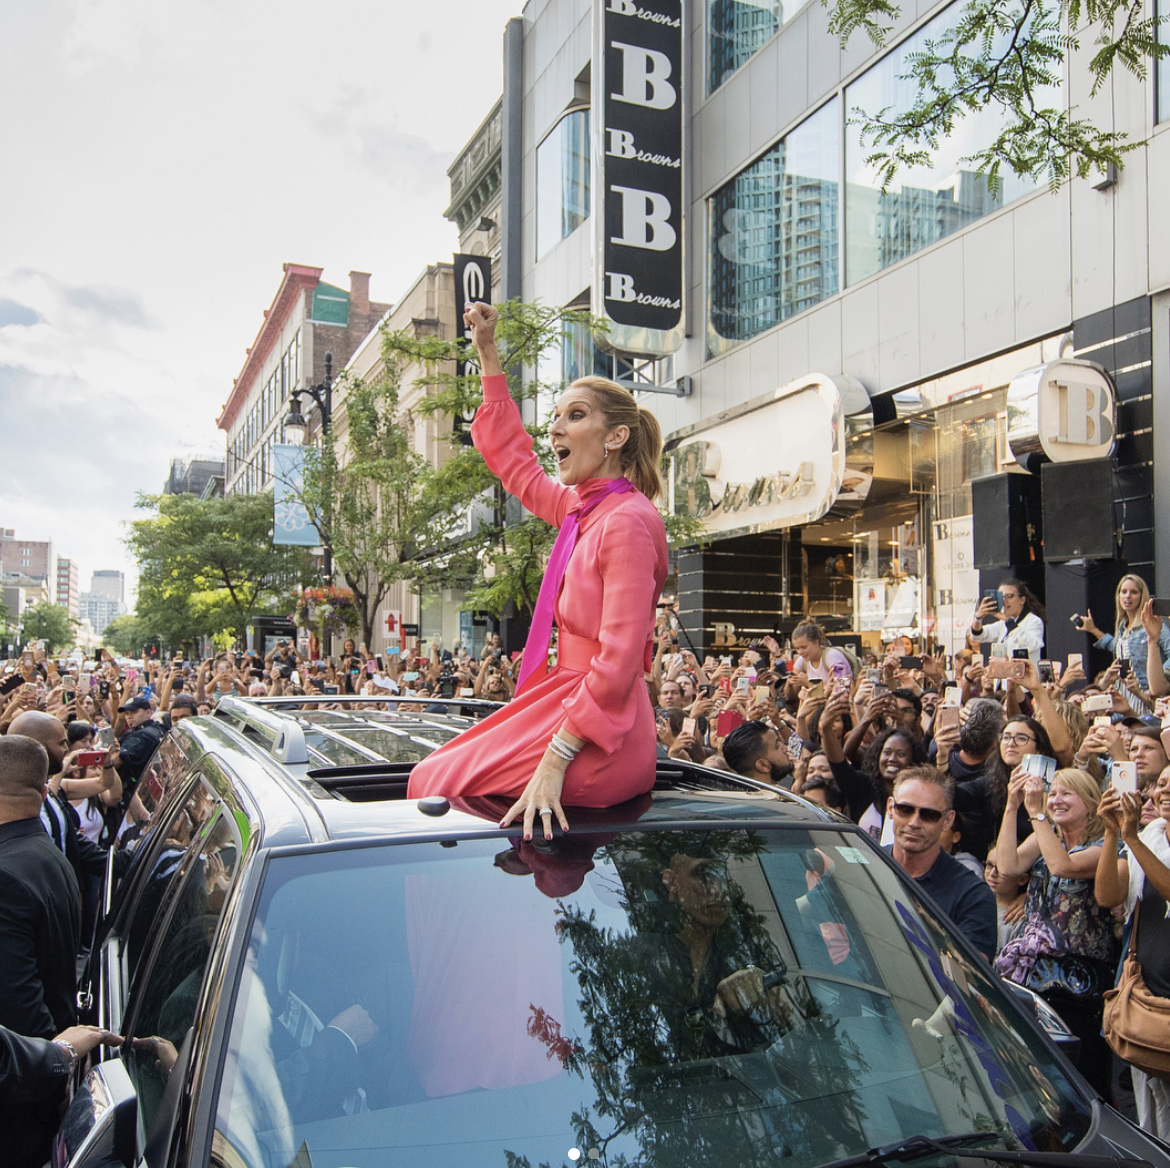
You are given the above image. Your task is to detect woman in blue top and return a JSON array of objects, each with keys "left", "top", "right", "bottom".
[{"left": 1079, "top": 574, "right": 1170, "bottom": 696}]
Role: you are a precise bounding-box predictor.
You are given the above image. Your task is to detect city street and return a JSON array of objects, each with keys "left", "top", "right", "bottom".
[{"left": 3, "top": 0, "right": 1170, "bottom": 1163}]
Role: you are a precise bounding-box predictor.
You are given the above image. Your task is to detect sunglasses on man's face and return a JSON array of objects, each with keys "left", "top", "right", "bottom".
[{"left": 890, "top": 801, "right": 945, "bottom": 824}]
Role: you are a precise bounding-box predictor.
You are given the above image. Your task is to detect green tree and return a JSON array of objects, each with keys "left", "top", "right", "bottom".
[
  {"left": 364, "top": 299, "right": 700, "bottom": 622},
  {"left": 20, "top": 603, "right": 78, "bottom": 653},
  {"left": 128, "top": 491, "right": 312, "bottom": 650},
  {"left": 103, "top": 613, "right": 150, "bottom": 657},
  {"left": 830, "top": 0, "right": 1168, "bottom": 190}
]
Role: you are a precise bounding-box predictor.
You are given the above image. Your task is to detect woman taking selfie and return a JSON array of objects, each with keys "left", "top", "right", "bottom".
[
  {"left": 408, "top": 302, "right": 669, "bottom": 840},
  {"left": 970, "top": 578, "right": 1046, "bottom": 660},
  {"left": 1077, "top": 574, "right": 1170, "bottom": 697}
]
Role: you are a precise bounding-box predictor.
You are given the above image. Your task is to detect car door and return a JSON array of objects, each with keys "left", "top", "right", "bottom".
[{"left": 57, "top": 801, "right": 244, "bottom": 1168}]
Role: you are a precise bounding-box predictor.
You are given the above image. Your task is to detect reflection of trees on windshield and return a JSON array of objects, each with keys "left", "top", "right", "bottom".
[{"left": 509, "top": 831, "right": 872, "bottom": 1168}]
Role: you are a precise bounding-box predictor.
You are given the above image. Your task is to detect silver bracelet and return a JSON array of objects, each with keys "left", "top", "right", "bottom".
[{"left": 548, "top": 734, "right": 580, "bottom": 763}]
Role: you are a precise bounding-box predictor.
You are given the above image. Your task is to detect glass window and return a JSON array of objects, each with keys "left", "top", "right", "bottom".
[
  {"left": 125, "top": 812, "right": 240, "bottom": 1134},
  {"left": 708, "top": 0, "right": 794, "bottom": 92},
  {"left": 708, "top": 99, "right": 840, "bottom": 355},
  {"left": 562, "top": 318, "right": 613, "bottom": 384},
  {"left": 845, "top": 3, "right": 1046, "bottom": 285},
  {"left": 1159, "top": 0, "right": 1169, "bottom": 124},
  {"left": 214, "top": 828, "right": 1091, "bottom": 1168},
  {"left": 536, "top": 109, "right": 591, "bottom": 260}
]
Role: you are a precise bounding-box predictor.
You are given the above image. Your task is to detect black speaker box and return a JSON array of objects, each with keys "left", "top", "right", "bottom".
[
  {"left": 1045, "top": 560, "right": 1131, "bottom": 676},
  {"left": 1041, "top": 460, "right": 1116, "bottom": 562},
  {"left": 971, "top": 473, "right": 1042, "bottom": 569}
]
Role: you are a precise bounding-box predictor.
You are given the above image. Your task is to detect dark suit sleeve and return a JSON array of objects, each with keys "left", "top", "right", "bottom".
[
  {"left": 0, "top": 872, "right": 53, "bottom": 1039},
  {"left": 0, "top": 1026, "right": 69, "bottom": 1107},
  {"left": 829, "top": 758, "right": 879, "bottom": 824},
  {"left": 117, "top": 727, "right": 161, "bottom": 782},
  {"left": 951, "top": 873, "right": 998, "bottom": 961}
]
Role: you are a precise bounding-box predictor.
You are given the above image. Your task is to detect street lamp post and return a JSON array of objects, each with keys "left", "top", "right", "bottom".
[{"left": 283, "top": 352, "right": 334, "bottom": 584}]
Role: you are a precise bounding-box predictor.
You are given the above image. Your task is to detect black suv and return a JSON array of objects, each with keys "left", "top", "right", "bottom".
[{"left": 56, "top": 697, "right": 1170, "bottom": 1168}]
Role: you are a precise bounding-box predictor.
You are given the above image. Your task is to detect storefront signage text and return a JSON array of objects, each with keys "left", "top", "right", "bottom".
[
  {"left": 593, "top": 0, "right": 684, "bottom": 355},
  {"left": 663, "top": 373, "right": 870, "bottom": 540},
  {"left": 1007, "top": 358, "right": 1116, "bottom": 467}
]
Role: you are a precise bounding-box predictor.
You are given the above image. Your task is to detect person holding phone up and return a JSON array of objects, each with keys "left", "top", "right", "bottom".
[
  {"left": 1076, "top": 574, "right": 1170, "bottom": 698},
  {"left": 970, "top": 578, "right": 1046, "bottom": 662}
]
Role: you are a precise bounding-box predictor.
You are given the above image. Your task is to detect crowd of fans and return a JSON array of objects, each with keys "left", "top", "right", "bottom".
[{"left": 3, "top": 569, "right": 1170, "bottom": 1153}]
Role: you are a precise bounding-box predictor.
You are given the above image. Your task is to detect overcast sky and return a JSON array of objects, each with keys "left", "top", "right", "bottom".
[{"left": 0, "top": 0, "right": 520, "bottom": 602}]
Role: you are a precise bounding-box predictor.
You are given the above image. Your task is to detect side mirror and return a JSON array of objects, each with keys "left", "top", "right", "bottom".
[{"left": 54, "top": 1057, "right": 138, "bottom": 1168}]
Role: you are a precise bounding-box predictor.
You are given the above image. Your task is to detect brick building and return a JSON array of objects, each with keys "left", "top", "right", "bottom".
[{"left": 217, "top": 266, "right": 391, "bottom": 496}]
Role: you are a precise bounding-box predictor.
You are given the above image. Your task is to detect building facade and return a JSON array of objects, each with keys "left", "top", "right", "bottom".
[
  {"left": 0, "top": 529, "right": 52, "bottom": 582},
  {"left": 507, "top": 0, "right": 1170, "bottom": 667},
  {"left": 164, "top": 457, "right": 226, "bottom": 498},
  {"left": 217, "top": 265, "right": 390, "bottom": 497},
  {"left": 56, "top": 557, "right": 79, "bottom": 620},
  {"left": 90, "top": 570, "right": 125, "bottom": 604},
  {"left": 80, "top": 591, "right": 123, "bottom": 638}
]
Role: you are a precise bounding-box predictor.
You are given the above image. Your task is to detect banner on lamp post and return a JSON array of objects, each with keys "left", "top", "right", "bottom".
[{"left": 272, "top": 444, "right": 321, "bottom": 547}]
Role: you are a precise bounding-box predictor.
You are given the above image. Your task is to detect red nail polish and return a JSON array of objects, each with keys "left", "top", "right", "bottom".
[{"left": 524, "top": 833, "right": 531, "bottom": 841}]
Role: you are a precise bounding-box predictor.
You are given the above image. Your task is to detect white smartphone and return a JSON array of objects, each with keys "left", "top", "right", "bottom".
[{"left": 1110, "top": 760, "right": 1138, "bottom": 795}]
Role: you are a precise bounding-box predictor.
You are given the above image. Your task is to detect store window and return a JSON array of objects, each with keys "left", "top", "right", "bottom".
[
  {"left": 536, "top": 109, "right": 591, "bottom": 260},
  {"left": 707, "top": 0, "right": 813, "bottom": 93},
  {"left": 844, "top": 3, "right": 1047, "bottom": 286},
  {"left": 708, "top": 99, "right": 839, "bottom": 355}
]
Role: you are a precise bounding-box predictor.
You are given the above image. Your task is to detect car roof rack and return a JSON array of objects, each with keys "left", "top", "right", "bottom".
[
  {"left": 241, "top": 695, "right": 501, "bottom": 716},
  {"left": 214, "top": 696, "right": 310, "bottom": 764}
]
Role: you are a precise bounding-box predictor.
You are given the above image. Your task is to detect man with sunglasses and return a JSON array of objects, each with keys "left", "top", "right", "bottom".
[{"left": 885, "top": 765, "right": 996, "bottom": 960}]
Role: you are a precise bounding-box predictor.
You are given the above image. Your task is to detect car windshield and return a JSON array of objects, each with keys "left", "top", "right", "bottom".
[{"left": 212, "top": 827, "right": 1091, "bottom": 1168}]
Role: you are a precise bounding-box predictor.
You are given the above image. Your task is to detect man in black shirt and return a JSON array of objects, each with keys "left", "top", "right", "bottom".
[
  {"left": 116, "top": 697, "right": 165, "bottom": 803},
  {"left": 883, "top": 765, "right": 996, "bottom": 960},
  {"left": 0, "top": 734, "right": 81, "bottom": 1168}
]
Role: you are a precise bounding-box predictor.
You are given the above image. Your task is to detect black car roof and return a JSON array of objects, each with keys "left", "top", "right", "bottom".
[{"left": 170, "top": 697, "right": 848, "bottom": 847}]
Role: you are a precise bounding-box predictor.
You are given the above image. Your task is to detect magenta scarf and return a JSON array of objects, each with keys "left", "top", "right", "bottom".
[{"left": 515, "top": 476, "right": 635, "bottom": 695}]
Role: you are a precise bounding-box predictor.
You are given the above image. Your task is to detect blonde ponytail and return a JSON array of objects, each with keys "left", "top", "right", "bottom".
[{"left": 571, "top": 376, "right": 663, "bottom": 500}]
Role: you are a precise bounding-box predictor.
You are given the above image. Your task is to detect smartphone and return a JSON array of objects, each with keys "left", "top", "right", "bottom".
[
  {"left": 126, "top": 668, "right": 137, "bottom": 684},
  {"left": 323, "top": 685, "right": 340, "bottom": 695},
  {"left": 1156, "top": 697, "right": 1170, "bottom": 719},
  {"left": 1152, "top": 598, "right": 1170, "bottom": 619},
  {"left": 754, "top": 685, "right": 770, "bottom": 703},
  {"left": 1117, "top": 658, "right": 1132, "bottom": 678},
  {"left": 402, "top": 671, "right": 420, "bottom": 682},
  {"left": 93, "top": 649, "right": 102, "bottom": 663},
  {"left": 773, "top": 660, "right": 788, "bottom": 678},
  {"left": 682, "top": 716, "right": 698, "bottom": 738},
  {"left": 1022, "top": 753, "right": 1058, "bottom": 788},
  {"left": 787, "top": 734, "right": 805, "bottom": 760},
  {"left": 75, "top": 750, "right": 108, "bottom": 768},
  {"left": 98, "top": 681, "right": 110, "bottom": 699},
  {"left": 899, "top": 656, "right": 924, "bottom": 670},
  {"left": 1011, "top": 648, "right": 1030, "bottom": 660},
  {"left": 1110, "top": 759, "right": 1139, "bottom": 795},
  {"left": 698, "top": 683, "right": 715, "bottom": 698},
  {"left": 0, "top": 674, "right": 23, "bottom": 697},
  {"left": 720, "top": 656, "right": 733, "bottom": 667},
  {"left": 96, "top": 727, "right": 114, "bottom": 749},
  {"left": 987, "top": 657, "right": 1024, "bottom": 680},
  {"left": 716, "top": 709, "right": 745, "bottom": 738},
  {"left": 806, "top": 680, "right": 826, "bottom": 701},
  {"left": 459, "top": 686, "right": 475, "bottom": 697},
  {"left": 1070, "top": 613, "right": 1084, "bottom": 627},
  {"left": 22, "top": 654, "right": 34, "bottom": 668},
  {"left": 983, "top": 588, "right": 1004, "bottom": 608},
  {"left": 1037, "top": 660, "right": 1055, "bottom": 683},
  {"left": 1052, "top": 660, "right": 1063, "bottom": 680},
  {"left": 936, "top": 705, "right": 961, "bottom": 731},
  {"left": 872, "top": 682, "right": 890, "bottom": 697},
  {"left": 941, "top": 685, "right": 962, "bottom": 707},
  {"left": 718, "top": 676, "right": 732, "bottom": 696},
  {"left": 1067, "top": 653, "right": 1083, "bottom": 672},
  {"left": 990, "top": 643, "right": 1009, "bottom": 659},
  {"left": 734, "top": 676, "right": 751, "bottom": 696},
  {"left": 61, "top": 689, "right": 75, "bottom": 705},
  {"left": 865, "top": 668, "right": 882, "bottom": 683},
  {"left": 366, "top": 660, "right": 377, "bottom": 675},
  {"left": 1083, "top": 693, "right": 1113, "bottom": 714}
]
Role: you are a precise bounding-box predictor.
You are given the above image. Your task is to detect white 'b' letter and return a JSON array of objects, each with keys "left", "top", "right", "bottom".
[
  {"left": 608, "top": 0, "right": 637, "bottom": 12},
  {"left": 611, "top": 41, "right": 677, "bottom": 110},
  {"left": 606, "top": 272, "right": 637, "bottom": 301},
  {"left": 611, "top": 186, "right": 676, "bottom": 251},
  {"left": 607, "top": 128, "right": 637, "bottom": 158}
]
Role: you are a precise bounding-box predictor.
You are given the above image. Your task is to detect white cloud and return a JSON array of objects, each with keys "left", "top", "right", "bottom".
[{"left": 0, "top": 0, "right": 521, "bottom": 607}]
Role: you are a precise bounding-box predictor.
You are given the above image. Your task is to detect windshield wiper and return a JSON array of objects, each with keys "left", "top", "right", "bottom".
[{"left": 815, "top": 1130, "right": 1154, "bottom": 1168}]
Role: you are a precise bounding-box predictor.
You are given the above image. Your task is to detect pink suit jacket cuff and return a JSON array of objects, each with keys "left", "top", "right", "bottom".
[{"left": 481, "top": 373, "right": 511, "bottom": 402}]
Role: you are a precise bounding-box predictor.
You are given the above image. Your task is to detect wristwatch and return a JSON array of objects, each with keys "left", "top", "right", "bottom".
[
  {"left": 1030, "top": 813, "right": 1048, "bottom": 823},
  {"left": 53, "top": 1039, "right": 79, "bottom": 1073}
]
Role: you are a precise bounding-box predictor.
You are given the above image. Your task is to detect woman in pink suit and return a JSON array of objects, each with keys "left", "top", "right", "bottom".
[{"left": 407, "top": 302, "right": 669, "bottom": 840}]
